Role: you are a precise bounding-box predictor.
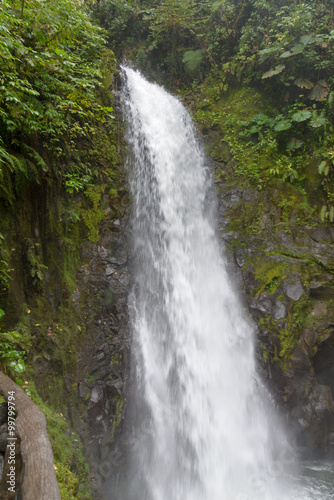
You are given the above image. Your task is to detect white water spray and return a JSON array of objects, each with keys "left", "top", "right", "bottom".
[{"left": 117, "top": 67, "right": 334, "bottom": 500}]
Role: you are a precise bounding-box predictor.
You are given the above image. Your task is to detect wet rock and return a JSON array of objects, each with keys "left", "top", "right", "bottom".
[
  {"left": 311, "top": 385, "right": 334, "bottom": 419},
  {"left": 90, "top": 386, "right": 103, "bottom": 405},
  {"left": 70, "top": 219, "right": 130, "bottom": 496},
  {"left": 221, "top": 190, "right": 242, "bottom": 208},
  {"left": 274, "top": 300, "right": 287, "bottom": 320},
  {"left": 105, "top": 265, "right": 115, "bottom": 276},
  {"left": 118, "top": 272, "right": 130, "bottom": 287},
  {"left": 283, "top": 275, "right": 304, "bottom": 301},
  {"left": 78, "top": 383, "right": 90, "bottom": 400},
  {"left": 310, "top": 227, "right": 334, "bottom": 244},
  {"left": 250, "top": 296, "right": 273, "bottom": 315},
  {"left": 310, "top": 300, "right": 327, "bottom": 318},
  {"left": 309, "top": 283, "right": 334, "bottom": 300},
  {"left": 235, "top": 247, "right": 246, "bottom": 268}
]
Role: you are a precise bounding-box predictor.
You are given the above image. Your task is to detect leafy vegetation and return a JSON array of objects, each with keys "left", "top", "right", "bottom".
[
  {"left": 92, "top": 0, "right": 334, "bottom": 220},
  {"left": 0, "top": 0, "right": 123, "bottom": 233},
  {"left": 0, "top": 309, "right": 28, "bottom": 383}
]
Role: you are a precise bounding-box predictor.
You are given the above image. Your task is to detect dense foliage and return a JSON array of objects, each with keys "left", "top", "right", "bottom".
[
  {"left": 93, "top": 0, "right": 334, "bottom": 221},
  {"left": 0, "top": 0, "right": 111, "bottom": 188},
  {"left": 0, "top": 0, "right": 125, "bottom": 285}
]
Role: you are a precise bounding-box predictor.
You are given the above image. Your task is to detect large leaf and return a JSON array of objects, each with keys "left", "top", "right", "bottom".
[
  {"left": 318, "top": 161, "right": 327, "bottom": 175},
  {"left": 8, "top": 359, "right": 25, "bottom": 374},
  {"left": 258, "top": 46, "right": 281, "bottom": 63},
  {"left": 280, "top": 44, "right": 305, "bottom": 58},
  {"left": 261, "top": 64, "right": 285, "bottom": 79},
  {"left": 330, "top": 206, "right": 334, "bottom": 223},
  {"left": 300, "top": 34, "right": 315, "bottom": 45},
  {"left": 287, "top": 138, "right": 304, "bottom": 150},
  {"left": 310, "top": 111, "right": 327, "bottom": 128},
  {"left": 291, "top": 110, "right": 312, "bottom": 122},
  {"left": 294, "top": 78, "right": 314, "bottom": 90},
  {"left": 291, "top": 44, "right": 305, "bottom": 54},
  {"left": 273, "top": 119, "right": 292, "bottom": 132},
  {"left": 309, "top": 80, "right": 329, "bottom": 101},
  {"left": 280, "top": 51, "right": 292, "bottom": 59}
]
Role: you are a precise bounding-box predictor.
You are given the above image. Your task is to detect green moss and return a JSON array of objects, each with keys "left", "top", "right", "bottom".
[
  {"left": 279, "top": 294, "right": 313, "bottom": 362},
  {"left": 261, "top": 343, "right": 268, "bottom": 363},
  {"left": 253, "top": 258, "right": 290, "bottom": 295},
  {"left": 112, "top": 395, "right": 124, "bottom": 438},
  {"left": 80, "top": 207, "right": 105, "bottom": 243}
]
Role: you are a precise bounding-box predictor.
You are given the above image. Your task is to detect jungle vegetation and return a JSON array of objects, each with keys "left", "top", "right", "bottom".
[{"left": 1, "top": 0, "right": 334, "bottom": 497}]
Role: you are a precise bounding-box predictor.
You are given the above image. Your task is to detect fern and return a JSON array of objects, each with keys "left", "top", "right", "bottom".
[
  {"left": 183, "top": 50, "right": 203, "bottom": 72},
  {"left": 0, "top": 146, "right": 25, "bottom": 173}
]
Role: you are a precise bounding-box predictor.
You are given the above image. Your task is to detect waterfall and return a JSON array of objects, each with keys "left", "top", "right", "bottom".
[{"left": 114, "top": 66, "right": 333, "bottom": 500}]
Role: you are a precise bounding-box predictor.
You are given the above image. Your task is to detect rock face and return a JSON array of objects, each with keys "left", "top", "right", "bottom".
[
  {"left": 71, "top": 221, "right": 130, "bottom": 497},
  {"left": 30, "top": 216, "right": 130, "bottom": 498},
  {"left": 216, "top": 166, "right": 334, "bottom": 456}
]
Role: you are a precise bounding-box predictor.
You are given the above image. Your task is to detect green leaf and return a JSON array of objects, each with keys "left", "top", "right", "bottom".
[
  {"left": 258, "top": 46, "right": 281, "bottom": 63},
  {"left": 318, "top": 161, "right": 327, "bottom": 175},
  {"left": 0, "top": 308, "right": 4, "bottom": 320},
  {"left": 281, "top": 44, "right": 305, "bottom": 58},
  {"left": 330, "top": 206, "right": 334, "bottom": 223},
  {"left": 310, "top": 114, "right": 327, "bottom": 128},
  {"left": 7, "top": 359, "right": 25, "bottom": 374},
  {"left": 291, "top": 110, "right": 312, "bottom": 122},
  {"left": 300, "top": 34, "right": 315, "bottom": 45},
  {"left": 261, "top": 64, "right": 285, "bottom": 79},
  {"left": 287, "top": 138, "right": 303, "bottom": 150},
  {"left": 294, "top": 78, "right": 314, "bottom": 90},
  {"left": 291, "top": 44, "right": 305, "bottom": 54},
  {"left": 252, "top": 113, "right": 270, "bottom": 124},
  {"left": 309, "top": 80, "right": 329, "bottom": 101},
  {"left": 273, "top": 120, "right": 292, "bottom": 132},
  {"left": 320, "top": 205, "right": 327, "bottom": 222},
  {"left": 280, "top": 51, "right": 292, "bottom": 59}
]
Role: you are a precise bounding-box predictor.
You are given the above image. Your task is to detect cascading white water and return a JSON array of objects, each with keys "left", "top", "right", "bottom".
[{"left": 118, "top": 66, "right": 334, "bottom": 500}]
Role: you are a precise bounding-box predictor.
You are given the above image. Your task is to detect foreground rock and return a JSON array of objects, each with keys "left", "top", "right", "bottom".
[{"left": 0, "top": 373, "right": 60, "bottom": 499}]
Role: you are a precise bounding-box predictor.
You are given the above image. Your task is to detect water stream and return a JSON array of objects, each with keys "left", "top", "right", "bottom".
[{"left": 112, "top": 66, "right": 334, "bottom": 500}]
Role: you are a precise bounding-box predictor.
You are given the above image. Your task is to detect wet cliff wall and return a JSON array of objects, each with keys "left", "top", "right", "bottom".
[{"left": 0, "top": 6, "right": 129, "bottom": 491}]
